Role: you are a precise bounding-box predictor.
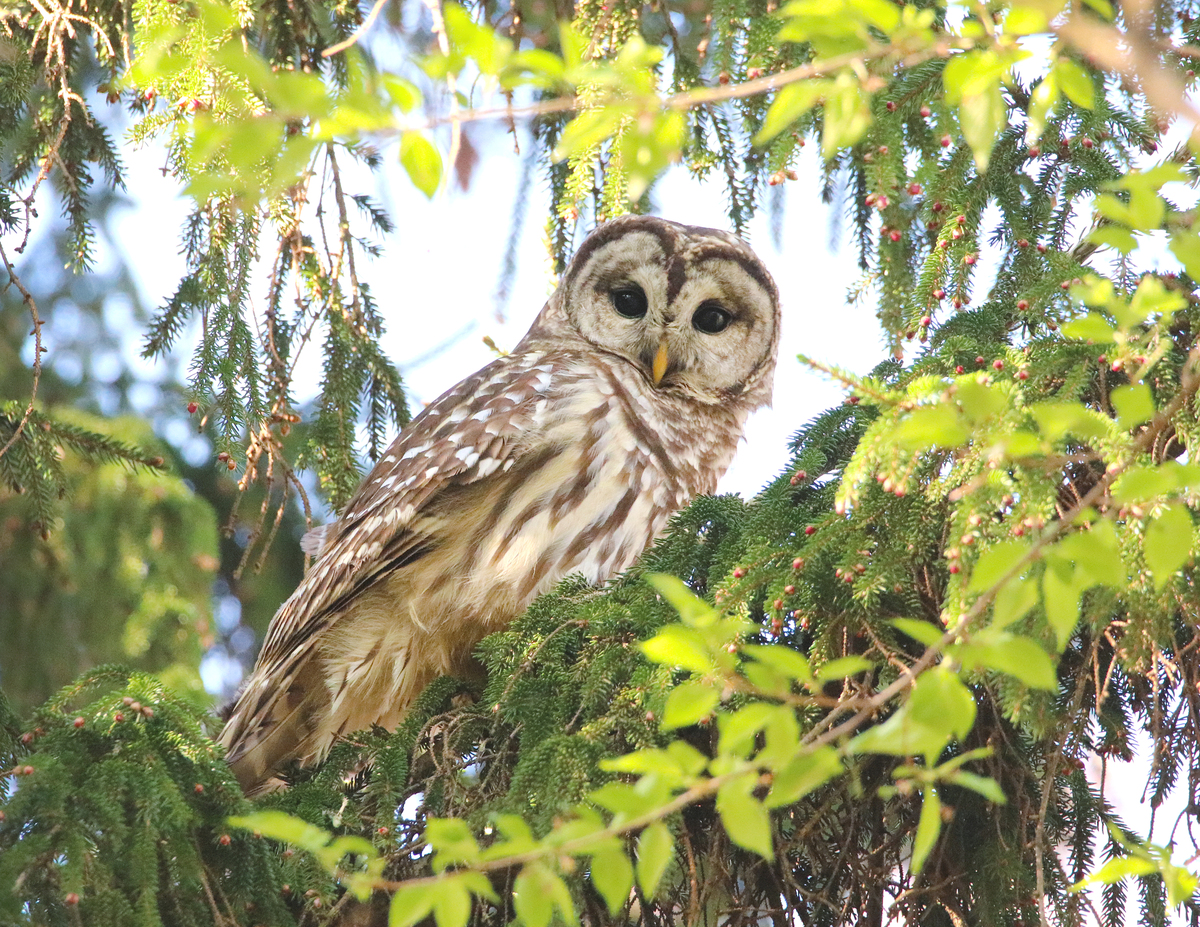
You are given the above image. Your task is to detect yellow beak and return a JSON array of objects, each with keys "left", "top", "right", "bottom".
[{"left": 651, "top": 338, "right": 670, "bottom": 387}]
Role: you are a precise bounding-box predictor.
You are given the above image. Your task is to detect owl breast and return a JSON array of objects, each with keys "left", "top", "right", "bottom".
[
  {"left": 430, "top": 353, "right": 742, "bottom": 618},
  {"left": 485, "top": 368, "right": 709, "bottom": 594}
]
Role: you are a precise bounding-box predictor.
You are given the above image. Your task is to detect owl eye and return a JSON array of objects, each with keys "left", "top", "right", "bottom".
[
  {"left": 693, "top": 302, "right": 733, "bottom": 334},
  {"left": 610, "top": 285, "right": 648, "bottom": 319}
]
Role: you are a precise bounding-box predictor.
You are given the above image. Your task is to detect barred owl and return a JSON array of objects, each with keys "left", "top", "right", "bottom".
[{"left": 220, "top": 215, "right": 781, "bottom": 794}]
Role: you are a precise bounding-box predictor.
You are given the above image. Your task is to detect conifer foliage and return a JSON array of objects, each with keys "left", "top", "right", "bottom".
[{"left": 7, "top": 0, "right": 1200, "bottom": 923}]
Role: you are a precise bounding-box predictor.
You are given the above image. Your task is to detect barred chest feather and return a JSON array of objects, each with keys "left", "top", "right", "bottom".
[{"left": 472, "top": 354, "right": 744, "bottom": 605}]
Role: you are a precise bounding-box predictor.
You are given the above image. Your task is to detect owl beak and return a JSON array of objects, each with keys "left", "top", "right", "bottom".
[{"left": 651, "top": 337, "right": 671, "bottom": 387}]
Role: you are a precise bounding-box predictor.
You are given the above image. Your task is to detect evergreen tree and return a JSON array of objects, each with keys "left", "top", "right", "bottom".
[{"left": 5, "top": 0, "right": 1200, "bottom": 923}]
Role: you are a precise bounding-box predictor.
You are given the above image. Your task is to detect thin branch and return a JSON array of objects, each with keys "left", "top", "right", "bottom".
[
  {"left": 0, "top": 243, "right": 43, "bottom": 461},
  {"left": 321, "top": 0, "right": 390, "bottom": 58}
]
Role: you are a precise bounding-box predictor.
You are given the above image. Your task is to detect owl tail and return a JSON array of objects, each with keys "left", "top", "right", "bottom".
[{"left": 221, "top": 656, "right": 331, "bottom": 797}]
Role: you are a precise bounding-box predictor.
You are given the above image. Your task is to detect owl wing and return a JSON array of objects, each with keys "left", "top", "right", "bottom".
[
  {"left": 221, "top": 354, "right": 558, "bottom": 768},
  {"left": 257, "top": 353, "right": 558, "bottom": 668}
]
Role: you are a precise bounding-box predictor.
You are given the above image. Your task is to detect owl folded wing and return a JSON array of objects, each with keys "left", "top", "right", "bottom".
[
  {"left": 252, "top": 355, "right": 558, "bottom": 672},
  {"left": 219, "top": 356, "right": 558, "bottom": 775}
]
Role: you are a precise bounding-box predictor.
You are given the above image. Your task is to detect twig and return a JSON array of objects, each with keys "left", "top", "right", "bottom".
[
  {"left": 0, "top": 243, "right": 43, "bottom": 461},
  {"left": 400, "top": 38, "right": 974, "bottom": 136},
  {"left": 321, "top": 0, "right": 390, "bottom": 58}
]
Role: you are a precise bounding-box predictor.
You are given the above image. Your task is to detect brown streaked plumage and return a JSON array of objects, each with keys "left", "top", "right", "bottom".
[{"left": 219, "top": 215, "right": 781, "bottom": 794}]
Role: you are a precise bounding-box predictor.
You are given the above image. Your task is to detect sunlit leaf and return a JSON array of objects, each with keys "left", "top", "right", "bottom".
[
  {"left": 765, "top": 746, "right": 844, "bottom": 808},
  {"left": 1054, "top": 58, "right": 1095, "bottom": 108},
  {"left": 717, "top": 776, "right": 775, "bottom": 860},
  {"left": 1144, "top": 504, "right": 1192, "bottom": 590},
  {"left": 955, "top": 632, "right": 1058, "bottom": 689},
  {"left": 646, "top": 573, "right": 719, "bottom": 627},
  {"left": 399, "top": 132, "right": 442, "bottom": 197},
  {"left": 636, "top": 822, "right": 674, "bottom": 898},
  {"left": 590, "top": 846, "right": 634, "bottom": 915},
  {"left": 755, "top": 80, "right": 829, "bottom": 145},
  {"left": 911, "top": 787, "right": 941, "bottom": 875},
  {"left": 389, "top": 884, "right": 435, "bottom": 927},
  {"left": 661, "top": 680, "right": 719, "bottom": 729},
  {"left": 640, "top": 625, "right": 714, "bottom": 675}
]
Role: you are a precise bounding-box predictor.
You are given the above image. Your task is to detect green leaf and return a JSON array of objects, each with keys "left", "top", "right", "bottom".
[
  {"left": 399, "top": 132, "right": 442, "bottom": 197},
  {"left": 911, "top": 787, "right": 942, "bottom": 875},
  {"left": 1111, "top": 383, "right": 1156, "bottom": 429},
  {"left": 485, "top": 814, "right": 537, "bottom": 856},
  {"left": 1170, "top": 231, "right": 1200, "bottom": 280},
  {"left": 1127, "top": 275, "right": 1186, "bottom": 327},
  {"left": 1054, "top": 58, "right": 1095, "bottom": 108},
  {"left": 390, "top": 885, "right": 435, "bottom": 927},
  {"left": 661, "top": 680, "right": 719, "bottom": 729},
  {"left": 718, "top": 702, "right": 777, "bottom": 758},
  {"left": 909, "top": 668, "right": 976, "bottom": 741},
  {"left": 1041, "top": 555, "right": 1083, "bottom": 648},
  {"left": 955, "top": 632, "right": 1058, "bottom": 689},
  {"left": 991, "top": 577, "right": 1038, "bottom": 629},
  {"left": 1089, "top": 224, "right": 1138, "bottom": 254},
  {"left": 1073, "top": 855, "right": 1159, "bottom": 891},
  {"left": 814, "top": 655, "right": 872, "bottom": 681},
  {"left": 949, "top": 770, "right": 1007, "bottom": 804},
  {"left": 636, "top": 822, "right": 674, "bottom": 898},
  {"left": 1144, "top": 504, "right": 1192, "bottom": 590},
  {"left": 758, "top": 705, "right": 801, "bottom": 767},
  {"left": 432, "top": 879, "right": 472, "bottom": 927},
  {"left": 754, "top": 80, "right": 829, "bottom": 145},
  {"left": 891, "top": 618, "right": 944, "bottom": 646},
  {"left": 955, "top": 378, "right": 1011, "bottom": 422},
  {"left": 742, "top": 643, "right": 814, "bottom": 683},
  {"left": 849, "top": 707, "right": 945, "bottom": 758},
  {"left": 426, "top": 818, "right": 480, "bottom": 869},
  {"left": 968, "top": 540, "right": 1032, "bottom": 593},
  {"left": 1005, "top": 3, "right": 1049, "bottom": 33},
  {"left": 765, "top": 745, "right": 843, "bottom": 808},
  {"left": 944, "top": 50, "right": 1009, "bottom": 170},
  {"left": 1162, "top": 862, "right": 1200, "bottom": 908},
  {"left": 850, "top": 669, "right": 973, "bottom": 759},
  {"left": 589, "top": 782, "right": 655, "bottom": 819},
  {"left": 646, "top": 574, "right": 719, "bottom": 627},
  {"left": 955, "top": 81, "right": 1003, "bottom": 170},
  {"left": 891, "top": 404, "right": 970, "bottom": 449},
  {"left": 1112, "top": 461, "right": 1200, "bottom": 503},
  {"left": 513, "top": 866, "right": 553, "bottom": 927},
  {"left": 717, "top": 775, "right": 775, "bottom": 860},
  {"left": 601, "top": 748, "right": 691, "bottom": 786},
  {"left": 553, "top": 107, "right": 628, "bottom": 160},
  {"left": 821, "top": 72, "right": 871, "bottom": 158},
  {"left": 1058, "top": 521, "right": 1126, "bottom": 589},
  {"left": 1026, "top": 71, "right": 1057, "bottom": 143},
  {"left": 590, "top": 846, "right": 634, "bottom": 915},
  {"left": 1029, "top": 402, "right": 1112, "bottom": 442},
  {"left": 640, "top": 625, "right": 714, "bottom": 675},
  {"left": 621, "top": 110, "right": 686, "bottom": 202},
  {"left": 1060, "top": 313, "right": 1116, "bottom": 342},
  {"left": 227, "top": 811, "right": 331, "bottom": 852}
]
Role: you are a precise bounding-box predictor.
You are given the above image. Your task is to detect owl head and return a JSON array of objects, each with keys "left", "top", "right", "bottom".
[{"left": 520, "top": 216, "right": 781, "bottom": 409}]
